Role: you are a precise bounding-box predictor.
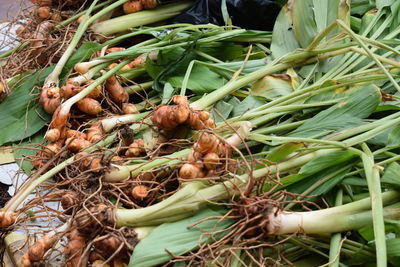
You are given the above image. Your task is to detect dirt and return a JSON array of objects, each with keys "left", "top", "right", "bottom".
[{"left": 0, "top": 181, "right": 11, "bottom": 208}]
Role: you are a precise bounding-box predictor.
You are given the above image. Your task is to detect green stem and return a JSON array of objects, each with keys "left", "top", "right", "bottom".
[
  {"left": 125, "top": 81, "right": 153, "bottom": 94},
  {"left": 253, "top": 120, "right": 305, "bottom": 135},
  {"left": 328, "top": 189, "right": 343, "bottom": 267},
  {"left": 336, "top": 20, "right": 400, "bottom": 92},
  {"left": 191, "top": 47, "right": 353, "bottom": 110},
  {"left": 102, "top": 24, "right": 192, "bottom": 47},
  {"left": 60, "top": 60, "right": 131, "bottom": 114},
  {"left": 52, "top": 0, "right": 115, "bottom": 32},
  {"left": 44, "top": 0, "right": 99, "bottom": 88},
  {"left": 277, "top": 196, "right": 400, "bottom": 235},
  {"left": 91, "top": 1, "right": 193, "bottom": 36},
  {"left": 360, "top": 143, "right": 387, "bottom": 267},
  {"left": 0, "top": 42, "right": 30, "bottom": 59}
]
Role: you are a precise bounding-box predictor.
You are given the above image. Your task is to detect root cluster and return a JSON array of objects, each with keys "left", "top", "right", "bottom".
[{"left": 152, "top": 95, "right": 215, "bottom": 131}]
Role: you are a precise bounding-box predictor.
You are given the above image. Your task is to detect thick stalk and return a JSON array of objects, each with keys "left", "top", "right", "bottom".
[
  {"left": 52, "top": 0, "right": 114, "bottom": 32},
  {"left": 91, "top": 2, "right": 193, "bottom": 36},
  {"left": 360, "top": 143, "right": 386, "bottom": 267},
  {"left": 101, "top": 112, "right": 149, "bottom": 133},
  {"left": 191, "top": 48, "right": 352, "bottom": 110},
  {"left": 328, "top": 189, "right": 343, "bottom": 267},
  {"left": 104, "top": 148, "right": 190, "bottom": 182},
  {"left": 70, "top": 62, "right": 109, "bottom": 85},
  {"left": 44, "top": 0, "right": 99, "bottom": 88},
  {"left": 114, "top": 148, "right": 338, "bottom": 227},
  {"left": 277, "top": 205, "right": 400, "bottom": 235}
]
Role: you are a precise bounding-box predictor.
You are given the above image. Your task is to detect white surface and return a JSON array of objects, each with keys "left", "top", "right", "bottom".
[
  {"left": 0, "top": 162, "right": 27, "bottom": 196},
  {"left": 0, "top": 22, "right": 20, "bottom": 53}
]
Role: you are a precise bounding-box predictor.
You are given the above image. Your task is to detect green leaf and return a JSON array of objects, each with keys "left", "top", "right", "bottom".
[
  {"left": 168, "top": 64, "right": 226, "bottom": 94},
  {"left": 251, "top": 74, "right": 294, "bottom": 100},
  {"left": 381, "top": 162, "right": 400, "bottom": 186},
  {"left": 351, "top": 0, "right": 375, "bottom": 16},
  {"left": 145, "top": 47, "right": 226, "bottom": 94},
  {"left": 360, "top": 9, "right": 378, "bottom": 34},
  {"left": 270, "top": 6, "right": 300, "bottom": 58},
  {"left": 300, "top": 150, "right": 357, "bottom": 175},
  {"left": 387, "top": 238, "right": 400, "bottom": 266},
  {"left": 231, "top": 95, "right": 265, "bottom": 117},
  {"left": 0, "top": 68, "right": 53, "bottom": 146},
  {"left": 288, "top": 84, "right": 381, "bottom": 138},
  {"left": 285, "top": 165, "right": 351, "bottom": 196},
  {"left": 367, "top": 127, "right": 393, "bottom": 146},
  {"left": 220, "top": 0, "right": 229, "bottom": 25},
  {"left": 199, "top": 43, "right": 243, "bottom": 62},
  {"left": 0, "top": 42, "right": 101, "bottom": 146},
  {"left": 291, "top": 0, "right": 318, "bottom": 48},
  {"left": 376, "top": 0, "right": 395, "bottom": 9},
  {"left": 13, "top": 131, "right": 45, "bottom": 175},
  {"left": 129, "top": 207, "right": 234, "bottom": 267},
  {"left": 212, "top": 100, "right": 234, "bottom": 123},
  {"left": 305, "top": 80, "right": 352, "bottom": 104},
  {"left": 342, "top": 177, "right": 369, "bottom": 186},
  {"left": 266, "top": 142, "right": 305, "bottom": 163},
  {"left": 161, "top": 83, "right": 175, "bottom": 104},
  {"left": 387, "top": 126, "right": 400, "bottom": 147},
  {"left": 291, "top": 0, "right": 348, "bottom": 48}
]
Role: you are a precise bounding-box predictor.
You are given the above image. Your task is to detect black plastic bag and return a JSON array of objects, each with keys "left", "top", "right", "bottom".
[{"left": 171, "top": 0, "right": 281, "bottom": 31}]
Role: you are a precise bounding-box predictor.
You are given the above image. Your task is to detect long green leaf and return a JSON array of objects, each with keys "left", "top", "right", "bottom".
[
  {"left": 129, "top": 207, "right": 234, "bottom": 267},
  {"left": 270, "top": 5, "right": 300, "bottom": 58},
  {"left": 0, "top": 69, "right": 53, "bottom": 146},
  {"left": 288, "top": 84, "right": 381, "bottom": 138}
]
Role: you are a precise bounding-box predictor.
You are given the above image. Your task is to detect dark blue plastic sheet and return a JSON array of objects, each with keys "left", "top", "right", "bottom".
[{"left": 171, "top": 0, "right": 281, "bottom": 31}]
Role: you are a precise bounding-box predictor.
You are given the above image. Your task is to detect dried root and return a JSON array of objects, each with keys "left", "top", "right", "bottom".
[
  {"left": 75, "top": 204, "right": 114, "bottom": 234},
  {"left": 22, "top": 233, "right": 58, "bottom": 266},
  {"left": 86, "top": 121, "right": 104, "bottom": 143},
  {"left": 40, "top": 85, "right": 62, "bottom": 114},
  {"left": 61, "top": 191, "right": 80, "bottom": 212},
  {"left": 64, "top": 229, "right": 87, "bottom": 267},
  {"left": 152, "top": 95, "right": 214, "bottom": 131},
  {"left": 105, "top": 76, "right": 129, "bottom": 105},
  {"left": 76, "top": 98, "right": 103, "bottom": 115},
  {"left": 131, "top": 185, "right": 149, "bottom": 200},
  {"left": 0, "top": 210, "right": 17, "bottom": 228},
  {"left": 74, "top": 152, "right": 103, "bottom": 171},
  {"left": 31, "top": 142, "right": 62, "bottom": 169},
  {"left": 93, "top": 235, "right": 124, "bottom": 258},
  {"left": 123, "top": 0, "right": 158, "bottom": 14},
  {"left": 125, "top": 139, "right": 145, "bottom": 157}
]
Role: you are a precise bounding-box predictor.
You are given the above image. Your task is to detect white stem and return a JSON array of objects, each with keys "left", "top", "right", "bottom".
[
  {"left": 75, "top": 59, "right": 109, "bottom": 74},
  {"left": 135, "top": 226, "right": 155, "bottom": 240},
  {"left": 101, "top": 112, "right": 149, "bottom": 132},
  {"left": 225, "top": 121, "right": 253, "bottom": 147},
  {"left": 70, "top": 69, "right": 97, "bottom": 85},
  {"left": 104, "top": 164, "right": 132, "bottom": 182},
  {"left": 276, "top": 207, "right": 400, "bottom": 235}
]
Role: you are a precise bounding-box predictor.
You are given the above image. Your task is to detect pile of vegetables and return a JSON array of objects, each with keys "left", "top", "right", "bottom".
[{"left": 1, "top": 0, "right": 400, "bottom": 266}]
